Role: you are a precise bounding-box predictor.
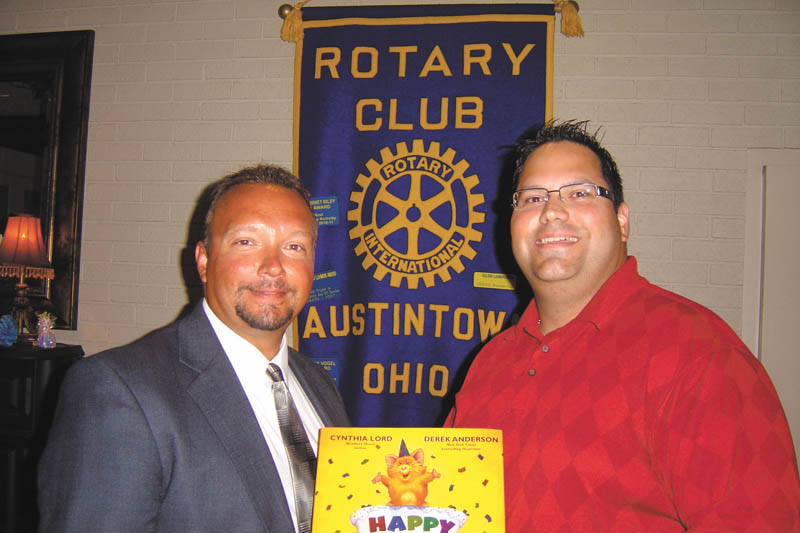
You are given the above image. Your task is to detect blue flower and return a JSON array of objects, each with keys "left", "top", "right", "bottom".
[{"left": 0, "top": 314, "right": 18, "bottom": 347}]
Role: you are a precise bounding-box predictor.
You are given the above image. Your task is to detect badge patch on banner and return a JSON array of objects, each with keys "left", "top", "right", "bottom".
[{"left": 292, "top": 4, "right": 554, "bottom": 426}]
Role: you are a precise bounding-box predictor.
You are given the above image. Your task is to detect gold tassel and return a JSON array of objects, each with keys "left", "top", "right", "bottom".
[
  {"left": 554, "top": 0, "right": 585, "bottom": 37},
  {"left": 280, "top": 0, "right": 309, "bottom": 43}
]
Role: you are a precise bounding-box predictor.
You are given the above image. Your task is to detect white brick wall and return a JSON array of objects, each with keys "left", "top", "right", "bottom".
[{"left": 2, "top": 0, "right": 798, "bottom": 354}]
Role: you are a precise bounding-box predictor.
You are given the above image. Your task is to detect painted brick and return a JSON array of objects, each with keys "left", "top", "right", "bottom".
[
  {"left": 739, "top": 13, "right": 800, "bottom": 34},
  {"left": 142, "top": 183, "right": 204, "bottom": 202},
  {"left": 636, "top": 214, "right": 709, "bottom": 237},
  {"left": 175, "top": 123, "right": 233, "bottom": 141},
  {"left": 665, "top": 13, "right": 740, "bottom": 33},
  {"left": 709, "top": 79, "right": 780, "bottom": 102},
  {"left": 785, "top": 127, "right": 800, "bottom": 147},
  {"left": 68, "top": 7, "right": 121, "bottom": 26},
  {"left": 87, "top": 182, "right": 141, "bottom": 202},
  {"left": 259, "top": 102, "right": 293, "bottom": 121},
  {"left": 113, "top": 203, "right": 170, "bottom": 222},
  {"left": 626, "top": 237, "right": 672, "bottom": 260},
  {"left": 746, "top": 104, "right": 800, "bottom": 126},
  {"left": 712, "top": 217, "right": 746, "bottom": 239},
  {"left": 638, "top": 261, "right": 709, "bottom": 284},
  {"left": 200, "top": 142, "right": 261, "bottom": 161},
  {"left": 138, "top": 265, "right": 185, "bottom": 287},
  {"left": 136, "top": 305, "right": 182, "bottom": 327},
  {"left": 553, "top": 56, "right": 597, "bottom": 77},
  {"left": 147, "top": 61, "right": 204, "bottom": 81},
  {"left": 710, "top": 262, "right": 745, "bottom": 285},
  {"left": 200, "top": 102, "right": 260, "bottom": 120},
  {"left": 173, "top": 81, "right": 233, "bottom": 101},
  {"left": 597, "top": 57, "right": 668, "bottom": 77},
  {"left": 610, "top": 145, "right": 676, "bottom": 168},
  {"left": 93, "top": 63, "right": 147, "bottom": 83},
  {"left": 623, "top": 192, "right": 673, "bottom": 214},
  {"left": 673, "top": 239, "right": 744, "bottom": 262},
  {"left": 707, "top": 35, "right": 777, "bottom": 56},
  {"left": 120, "top": 43, "right": 176, "bottom": 63},
  {"left": 676, "top": 148, "right": 747, "bottom": 170},
  {"left": 669, "top": 57, "right": 740, "bottom": 78},
  {"left": 84, "top": 222, "right": 140, "bottom": 243},
  {"left": 636, "top": 35, "right": 706, "bottom": 55},
  {"left": 172, "top": 162, "right": 234, "bottom": 182},
  {"left": 142, "top": 142, "right": 202, "bottom": 161},
  {"left": 711, "top": 126, "right": 783, "bottom": 148},
  {"left": 117, "top": 162, "right": 171, "bottom": 182},
  {"left": 637, "top": 79, "right": 709, "bottom": 101},
  {"left": 201, "top": 20, "right": 263, "bottom": 40},
  {"left": 564, "top": 79, "right": 635, "bottom": 100},
  {"left": 93, "top": 24, "right": 148, "bottom": 44},
  {"left": 712, "top": 171, "right": 747, "bottom": 193},
  {"left": 233, "top": 121, "right": 291, "bottom": 142},
  {"left": 147, "top": 22, "right": 205, "bottom": 42},
  {"left": 80, "top": 302, "right": 136, "bottom": 325},
  {"left": 122, "top": 4, "right": 176, "bottom": 23},
  {"left": 674, "top": 192, "right": 744, "bottom": 216},
  {"left": 557, "top": 35, "right": 635, "bottom": 55},
  {"left": 80, "top": 281, "right": 111, "bottom": 302},
  {"left": 113, "top": 243, "right": 171, "bottom": 264},
  {"left": 176, "top": 1, "right": 236, "bottom": 22},
  {"left": 231, "top": 79, "right": 291, "bottom": 99},
  {"left": 778, "top": 35, "right": 800, "bottom": 57},
  {"left": 741, "top": 57, "right": 800, "bottom": 78},
  {"left": 639, "top": 169, "right": 713, "bottom": 192},
  {"left": 599, "top": 102, "right": 669, "bottom": 124},
  {"left": 87, "top": 140, "right": 142, "bottom": 163},
  {"left": 175, "top": 41, "right": 235, "bottom": 60},
  {"left": 117, "top": 83, "right": 174, "bottom": 102},
  {"left": 140, "top": 223, "right": 188, "bottom": 245},
  {"left": 18, "top": 10, "right": 68, "bottom": 29},
  {"left": 595, "top": 13, "right": 668, "bottom": 33},
  {"left": 118, "top": 123, "right": 173, "bottom": 141},
  {"left": 639, "top": 126, "right": 709, "bottom": 147},
  {"left": 205, "top": 59, "right": 265, "bottom": 80}
]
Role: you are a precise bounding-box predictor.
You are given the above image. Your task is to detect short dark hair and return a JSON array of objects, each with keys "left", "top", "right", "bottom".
[
  {"left": 513, "top": 120, "right": 624, "bottom": 209},
  {"left": 203, "top": 163, "right": 316, "bottom": 246}
]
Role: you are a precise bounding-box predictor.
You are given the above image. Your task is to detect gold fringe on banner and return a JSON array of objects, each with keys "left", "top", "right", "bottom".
[
  {"left": 554, "top": 0, "right": 584, "bottom": 37},
  {"left": 280, "top": 1, "right": 310, "bottom": 43}
]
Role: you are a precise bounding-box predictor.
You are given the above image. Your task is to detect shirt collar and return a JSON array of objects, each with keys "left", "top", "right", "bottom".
[
  {"left": 202, "top": 298, "right": 289, "bottom": 374},
  {"left": 519, "top": 256, "right": 646, "bottom": 337}
]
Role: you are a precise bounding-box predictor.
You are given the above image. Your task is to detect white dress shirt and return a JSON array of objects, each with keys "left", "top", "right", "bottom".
[{"left": 202, "top": 299, "right": 324, "bottom": 532}]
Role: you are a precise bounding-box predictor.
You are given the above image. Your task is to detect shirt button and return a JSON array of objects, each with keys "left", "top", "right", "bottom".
[
  {"left": 541, "top": 344, "right": 550, "bottom": 353},
  {"left": 528, "top": 368, "right": 536, "bottom": 376}
]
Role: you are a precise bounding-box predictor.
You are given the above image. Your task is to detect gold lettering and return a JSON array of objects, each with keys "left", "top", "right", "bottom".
[
  {"left": 351, "top": 46, "right": 378, "bottom": 78},
  {"left": 315, "top": 47, "right": 341, "bottom": 79},
  {"left": 463, "top": 43, "right": 492, "bottom": 75}
]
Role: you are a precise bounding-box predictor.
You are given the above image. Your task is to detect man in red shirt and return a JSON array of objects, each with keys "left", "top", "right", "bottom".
[{"left": 447, "top": 121, "right": 800, "bottom": 531}]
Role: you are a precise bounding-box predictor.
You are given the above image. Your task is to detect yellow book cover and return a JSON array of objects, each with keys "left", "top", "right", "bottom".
[{"left": 312, "top": 427, "right": 504, "bottom": 533}]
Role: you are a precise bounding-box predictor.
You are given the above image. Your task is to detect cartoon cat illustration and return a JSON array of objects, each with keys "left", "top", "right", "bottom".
[{"left": 372, "top": 440, "right": 440, "bottom": 506}]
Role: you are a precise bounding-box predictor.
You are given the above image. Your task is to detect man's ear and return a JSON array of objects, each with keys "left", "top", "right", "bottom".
[
  {"left": 617, "top": 202, "right": 630, "bottom": 243},
  {"left": 195, "top": 241, "right": 208, "bottom": 283}
]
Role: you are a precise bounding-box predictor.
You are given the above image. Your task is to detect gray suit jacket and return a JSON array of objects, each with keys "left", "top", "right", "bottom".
[{"left": 38, "top": 303, "right": 350, "bottom": 532}]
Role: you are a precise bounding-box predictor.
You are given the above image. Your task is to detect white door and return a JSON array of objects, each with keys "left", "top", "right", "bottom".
[{"left": 744, "top": 150, "right": 800, "bottom": 464}]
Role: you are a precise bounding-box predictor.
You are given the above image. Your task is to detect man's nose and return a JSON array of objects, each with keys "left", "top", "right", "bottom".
[
  {"left": 257, "top": 249, "right": 284, "bottom": 276},
  {"left": 539, "top": 191, "right": 569, "bottom": 224}
]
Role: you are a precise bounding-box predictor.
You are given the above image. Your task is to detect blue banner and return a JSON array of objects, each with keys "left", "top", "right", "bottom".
[{"left": 293, "top": 4, "right": 554, "bottom": 427}]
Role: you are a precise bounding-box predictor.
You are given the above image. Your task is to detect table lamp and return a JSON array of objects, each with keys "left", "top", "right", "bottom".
[{"left": 0, "top": 214, "right": 55, "bottom": 337}]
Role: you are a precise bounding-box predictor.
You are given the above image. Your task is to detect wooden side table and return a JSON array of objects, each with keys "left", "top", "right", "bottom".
[{"left": 0, "top": 343, "right": 84, "bottom": 533}]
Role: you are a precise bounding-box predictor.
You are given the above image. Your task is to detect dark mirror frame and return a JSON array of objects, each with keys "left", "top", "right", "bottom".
[{"left": 0, "top": 30, "right": 93, "bottom": 330}]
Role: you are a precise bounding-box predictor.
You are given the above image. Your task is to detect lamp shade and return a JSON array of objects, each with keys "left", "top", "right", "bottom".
[{"left": 0, "top": 214, "right": 51, "bottom": 267}]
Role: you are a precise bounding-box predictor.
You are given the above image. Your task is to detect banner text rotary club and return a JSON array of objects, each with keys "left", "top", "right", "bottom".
[{"left": 314, "top": 43, "right": 535, "bottom": 131}]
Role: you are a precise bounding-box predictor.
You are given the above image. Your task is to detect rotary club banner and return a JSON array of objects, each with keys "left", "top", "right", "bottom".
[{"left": 292, "top": 4, "right": 554, "bottom": 427}]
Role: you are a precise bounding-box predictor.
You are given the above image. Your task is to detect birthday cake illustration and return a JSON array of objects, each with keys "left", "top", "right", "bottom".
[{"left": 312, "top": 427, "right": 504, "bottom": 532}]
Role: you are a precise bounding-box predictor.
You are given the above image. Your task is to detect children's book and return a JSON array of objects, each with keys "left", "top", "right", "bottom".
[{"left": 312, "top": 427, "right": 504, "bottom": 533}]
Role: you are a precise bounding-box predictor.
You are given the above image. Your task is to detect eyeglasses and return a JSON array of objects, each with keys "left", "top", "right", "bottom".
[{"left": 511, "top": 182, "right": 613, "bottom": 211}]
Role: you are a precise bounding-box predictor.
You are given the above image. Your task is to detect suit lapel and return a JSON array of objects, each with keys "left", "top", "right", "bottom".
[{"left": 176, "top": 305, "right": 293, "bottom": 531}]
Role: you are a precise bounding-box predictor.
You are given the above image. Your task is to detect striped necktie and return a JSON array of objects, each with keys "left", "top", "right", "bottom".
[{"left": 266, "top": 363, "right": 316, "bottom": 533}]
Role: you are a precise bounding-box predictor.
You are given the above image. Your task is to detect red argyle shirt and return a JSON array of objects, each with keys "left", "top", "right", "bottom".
[{"left": 447, "top": 258, "right": 800, "bottom": 531}]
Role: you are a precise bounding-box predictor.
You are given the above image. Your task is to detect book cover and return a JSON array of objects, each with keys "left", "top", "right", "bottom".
[{"left": 312, "top": 427, "right": 504, "bottom": 532}]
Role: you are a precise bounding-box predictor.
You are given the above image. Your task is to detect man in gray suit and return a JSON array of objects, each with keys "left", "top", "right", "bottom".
[{"left": 38, "top": 164, "right": 350, "bottom": 532}]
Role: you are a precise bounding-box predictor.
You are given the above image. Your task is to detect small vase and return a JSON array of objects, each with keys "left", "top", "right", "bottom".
[{"left": 37, "top": 328, "right": 56, "bottom": 349}]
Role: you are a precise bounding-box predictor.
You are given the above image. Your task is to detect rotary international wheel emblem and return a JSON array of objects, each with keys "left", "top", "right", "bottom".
[{"left": 348, "top": 140, "right": 485, "bottom": 289}]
